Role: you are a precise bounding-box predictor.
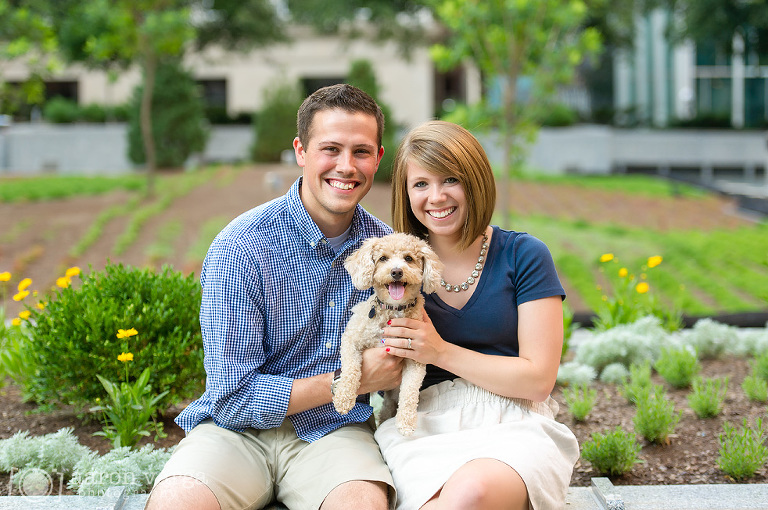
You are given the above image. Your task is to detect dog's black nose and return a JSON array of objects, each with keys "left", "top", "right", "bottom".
[{"left": 390, "top": 268, "right": 403, "bottom": 280}]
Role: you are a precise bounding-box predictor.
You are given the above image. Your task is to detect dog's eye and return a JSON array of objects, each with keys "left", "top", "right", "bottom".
[
  {"left": 404, "top": 255, "right": 414, "bottom": 262},
  {"left": 379, "top": 255, "right": 388, "bottom": 262}
]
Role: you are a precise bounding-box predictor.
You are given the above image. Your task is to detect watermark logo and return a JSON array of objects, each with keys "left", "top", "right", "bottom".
[{"left": 8, "top": 467, "right": 65, "bottom": 502}]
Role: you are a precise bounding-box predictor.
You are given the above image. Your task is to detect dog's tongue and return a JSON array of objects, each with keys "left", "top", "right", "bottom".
[{"left": 388, "top": 282, "right": 405, "bottom": 301}]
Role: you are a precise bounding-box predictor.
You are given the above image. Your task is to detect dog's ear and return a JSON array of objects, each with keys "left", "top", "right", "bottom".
[
  {"left": 419, "top": 242, "right": 445, "bottom": 294},
  {"left": 344, "top": 237, "right": 378, "bottom": 290}
]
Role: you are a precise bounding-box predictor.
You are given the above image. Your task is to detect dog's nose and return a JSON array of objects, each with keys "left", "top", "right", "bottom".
[{"left": 390, "top": 268, "right": 403, "bottom": 280}]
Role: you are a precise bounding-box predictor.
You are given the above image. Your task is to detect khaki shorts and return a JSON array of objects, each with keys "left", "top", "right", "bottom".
[{"left": 153, "top": 419, "right": 395, "bottom": 510}]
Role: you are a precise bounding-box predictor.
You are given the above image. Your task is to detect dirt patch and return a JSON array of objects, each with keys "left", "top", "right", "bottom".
[{"left": 0, "top": 166, "right": 757, "bottom": 318}]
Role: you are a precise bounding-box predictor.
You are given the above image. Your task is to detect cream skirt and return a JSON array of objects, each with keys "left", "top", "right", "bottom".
[{"left": 374, "top": 378, "right": 580, "bottom": 510}]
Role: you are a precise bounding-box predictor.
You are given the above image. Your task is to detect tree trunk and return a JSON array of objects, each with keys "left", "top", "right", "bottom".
[
  {"left": 140, "top": 50, "right": 158, "bottom": 197},
  {"left": 498, "top": 66, "right": 519, "bottom": 229}
]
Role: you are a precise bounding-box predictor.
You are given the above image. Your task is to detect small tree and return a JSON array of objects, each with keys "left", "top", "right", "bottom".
[
  {"left": 128, "top": 59, "right": 208, "bottom": 169},
  {"left": 347, "top": 59, "right": 396, "bottom": 182},
  {"left": 250, "top": 81, "right": 304, "bottom": 163}
]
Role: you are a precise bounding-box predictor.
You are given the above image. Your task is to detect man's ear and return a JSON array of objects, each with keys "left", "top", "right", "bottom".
[{"left": 294, "top": 137, "right": 306, "bottom": 167}]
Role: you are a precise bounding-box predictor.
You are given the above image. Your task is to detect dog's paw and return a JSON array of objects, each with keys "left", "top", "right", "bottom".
[
  {"left": 396, "top": 416, "right": 416, "bottom": 436},
  {"left": 332, "top": 390, "right": 356, "bottom": 415}
]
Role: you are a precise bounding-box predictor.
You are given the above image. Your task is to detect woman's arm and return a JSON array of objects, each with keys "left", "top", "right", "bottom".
[{"left": 382, "top": 295, "right": 563, "bottom": 402}]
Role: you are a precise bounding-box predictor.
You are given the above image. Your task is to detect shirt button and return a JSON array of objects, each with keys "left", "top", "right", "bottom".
[
  {"left": 329, "top": 301, "right": 335, "bottom": 308},
  {"left": 325, "top": 342, "right": 333, "bottom": 349},
  {"left": 310, "top": 241, "right": 316, "bottom": 248}
]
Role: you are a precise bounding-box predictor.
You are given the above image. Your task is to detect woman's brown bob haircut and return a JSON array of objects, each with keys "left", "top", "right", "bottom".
[{"left": 391, "top": 120, "right": 496, "bottom": 252}]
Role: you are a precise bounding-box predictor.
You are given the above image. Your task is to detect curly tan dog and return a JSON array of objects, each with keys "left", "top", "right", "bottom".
[{"left": 333, "top": 232, "right": 443, "bottom": 436}]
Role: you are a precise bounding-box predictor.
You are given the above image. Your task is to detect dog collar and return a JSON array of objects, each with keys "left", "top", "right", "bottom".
[{"left": 370, "top": 297, "right": 418, "bottom": 318}]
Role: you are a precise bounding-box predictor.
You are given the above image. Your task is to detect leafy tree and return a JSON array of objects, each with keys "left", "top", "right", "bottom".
[
  {"left": 250, "top": 81, "right": 303, "bottom": 163},
  {"left": 0, "top": 0, "right": 59, "bottom": 118},
  {"left": 45, "top": 0, "right": 286, "bottom": 194},
  {"left": 287, "top": 0, "right": 430, "bottom": 54},
  {"left": 428, "top": 0, "right": 603, "bottom": 225},
  {"left": 347, "top": 59, "right": 396, "bottom": 181},
  {"left": 666, "top": 0, "right": 768, "bottom": 56},
  {"left": 127, "top": 59, "right": 209, "bottom": 168}
]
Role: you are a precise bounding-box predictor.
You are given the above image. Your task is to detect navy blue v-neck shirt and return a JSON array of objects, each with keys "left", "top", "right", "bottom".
[{"left": 422, "top": 226, "right": 565, "bottom": 389}]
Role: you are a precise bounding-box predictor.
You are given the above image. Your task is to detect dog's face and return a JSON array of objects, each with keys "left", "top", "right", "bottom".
[{"left": 344, "top": 232, "right": 444, "bottom": 306}]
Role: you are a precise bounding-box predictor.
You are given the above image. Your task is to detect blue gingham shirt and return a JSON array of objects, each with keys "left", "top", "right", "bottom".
[{"left": 176, "top": 177, "right": 391, "bottom": 442}]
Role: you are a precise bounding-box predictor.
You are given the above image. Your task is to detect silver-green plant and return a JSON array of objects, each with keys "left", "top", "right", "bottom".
[
  {"left": 556, "top": 361, "right": 596, "bottom": 387},
  {"left": 0, "top": 428, "right": 92, "bottom": 486},
  {"left": 679, "top": 318, "right": 737, "bottom": 359},
  {"left": 563, "top": 383, "right": 597, "bottom": 421},
  {"left": 599, "top": 362, "right": 630, "bottom": 384},
  {"left": 633, "top": 384, "right": 681, "bottom": 445},
  {"left": 687, "top": 376, "right": 728, "bottom": 418},
  {"left": 717, "top": 418, "right": 768, "bottom": 481},
  {"left": 654, "top": 346, "right": 700, "bottom": 389},
  {"left": 574, "top": 316, "right": 671, "bottom": 376},
  {"left": 69, "top": 444, "right": 173, "bottom": 496},
  {"left": 580, "top": 426, "right": 643, "bottom": 476},
  {"left": 741, "top": 374, "right": 768, "bottom": 403}
]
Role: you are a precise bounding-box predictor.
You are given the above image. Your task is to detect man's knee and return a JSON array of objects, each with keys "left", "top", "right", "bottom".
[
  {"left": 321, "top": 480, "right": 390, "bottom": 510},
  {"left": 145, "top": 475, "right": 220, "bottom": 510}
]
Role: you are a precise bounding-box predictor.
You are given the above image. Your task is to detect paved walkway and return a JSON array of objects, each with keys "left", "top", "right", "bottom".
[{"left": 2, "top": 479, "right": 768, "bottom": 509}]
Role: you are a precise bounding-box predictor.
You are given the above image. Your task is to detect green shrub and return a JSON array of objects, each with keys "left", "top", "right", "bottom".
[
  {"left": 717, "top": 418, "right": 768, "bottom": 481},
  {"left": 347, "top": 59, "right": 396, "bottom": 182},
  {"left": 24, "top": 262, "right": 204, "bottom": 409},
  {"left": 581, "top": 426, "right": 642, "bottom": 476},
  {"left": 654, "top": 346, "right": 700, "bottom": 389},
  {"left": 250, "top": 81, "right": 303, "bottom": 162},
  {"left": 128, "top": 59, "right": 209, "bottom": 168},
  {"left": 563, "top": 383, "right": 597, "bottom": 421},
  {"left": 43, "top": 97, "right": 80, "bottom": 123},
  {"left": 741, "top": 374, "right": 768, "bottom": 403},
  {"left": 620, "top": 360, "right": 653, "bottom": 405},
  {"left": 633, "top": 384, "right": 681, "bottom": 444},
  {"left": 80, "top": 103, "right": 108, "bottom": 123},
  {"left": 687, "top": 377, "right": 728, "bottom": 418},
  {"left": 753, "top": 350, "right": 768, "bottom": 381}
]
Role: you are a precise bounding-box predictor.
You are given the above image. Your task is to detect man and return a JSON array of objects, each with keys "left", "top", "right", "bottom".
[{"left": 146, "top": 84, "right": 401, "bottom": 510}]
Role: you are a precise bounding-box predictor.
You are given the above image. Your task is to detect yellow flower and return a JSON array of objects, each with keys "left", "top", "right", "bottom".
[
  {"left": 0, "top": 271, "right": 10, "bottom": 282},
  {"left": 65, "top": 266, "right": 81, "bottom": 278},
  {"left": 116, "top": 328, "right": 138, "bottom": 339},
  {"left": 618, "top": 267, "right": 628, "bottom": 278},
  {"left": 18, "top": 310, "right": 31, "bottom": 320},
  {"left": 18, "top": 278, "right": 32, "bottom": 291},
  {"left": 12, "top": 290, "right": 29, "bottom": 301},
  {"left": 647, "top": 255, "right": 663, "bottom": 268},
  {"left": 11, "top": 318, "right": 21, "bottom": 326},
  {"left": 636, "top": 282, "right": 650, "bottom": 294},
  {"left": 599, "top": 253, "right": 614, "bottom": 263},
  {"left": 117, "top": 352, "right": 134, "bottom": 363},
  {"left": 36, "top": 301, "right": 46, "bottom": 310},
  {"left": 56, "top": 277, "right": 71, "bottom": 288}
]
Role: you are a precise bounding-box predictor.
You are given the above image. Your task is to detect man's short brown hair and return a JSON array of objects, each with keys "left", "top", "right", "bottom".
[{"left": 297, "top": 84, "right": 385, "bottom": 148}]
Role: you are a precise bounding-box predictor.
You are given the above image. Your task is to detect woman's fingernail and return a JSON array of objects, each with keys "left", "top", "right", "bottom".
[
  {"left": 381, "top": 339, "right": 385, "bottom": 343},
  {"left": 385, "top": 348, "right": 390, "bottom": 352},
  {"left": 387, "top": 320, "right": 391, "bottom": 325}
]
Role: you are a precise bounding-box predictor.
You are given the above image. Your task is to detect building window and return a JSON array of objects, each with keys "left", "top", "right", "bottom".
[{"left": 45, "top": 81, "right": 78, "bottom": 102}]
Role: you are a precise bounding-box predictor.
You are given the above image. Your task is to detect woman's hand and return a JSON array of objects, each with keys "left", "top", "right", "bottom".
[{"left": 382, "top": 308, "right": 446, "bottom": 365}]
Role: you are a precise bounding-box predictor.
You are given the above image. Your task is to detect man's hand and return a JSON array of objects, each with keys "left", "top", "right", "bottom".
[{"left": 357, "top": 346, "right": 403, "bottom": 395}]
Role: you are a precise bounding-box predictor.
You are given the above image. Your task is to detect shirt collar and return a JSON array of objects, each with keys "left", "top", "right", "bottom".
[{"left": 286, "top": 177, "right": 366, "bottom": 251}]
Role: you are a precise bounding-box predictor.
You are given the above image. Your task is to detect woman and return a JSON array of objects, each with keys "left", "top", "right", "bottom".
[{"left": 376, "top": 120, "right": 579, "bottom": 510}]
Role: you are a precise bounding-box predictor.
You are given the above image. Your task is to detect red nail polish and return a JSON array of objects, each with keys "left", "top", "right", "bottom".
[
  {"left": 387, "top": 320, "right": 391, "bottom": 325},
  {"left": 385, "top": 348, "right": 390, "bottom": 352}
]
